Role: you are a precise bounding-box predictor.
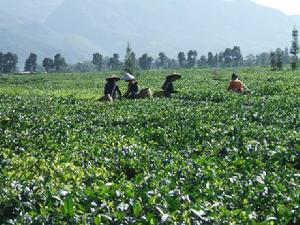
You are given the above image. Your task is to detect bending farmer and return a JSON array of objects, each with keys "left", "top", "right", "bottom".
[
  {"left": 122, "top": 73, "right": 139, "bottom": 99},
  {"left": 162, "top": 72, "right": 182, "bottom": 97},
  {"left": 103, "top": 75, "right": 122, "bottom": 100}
]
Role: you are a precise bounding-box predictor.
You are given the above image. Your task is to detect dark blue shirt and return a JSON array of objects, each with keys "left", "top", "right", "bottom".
[
  {"left": 104, "top": 81, "right": 121, "bottom": 97},
  {"left": 162, "top": 80, "right": 174, "bottom": 93}
]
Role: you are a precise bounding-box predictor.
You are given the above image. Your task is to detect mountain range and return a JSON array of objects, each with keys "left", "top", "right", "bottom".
[{"left": 0, "top": 0, "right": 299, "bottom": 68}]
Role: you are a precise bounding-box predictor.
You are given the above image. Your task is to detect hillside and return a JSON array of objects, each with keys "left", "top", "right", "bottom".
[
  {"left": 45, "top": 0, "right": 300, "bottom": 56},
  {"left": 1, "top": 0, "right": 300, "bottom": 67},
  {"left": 0, "top": 23, "right": 100, "bottom": 66}
]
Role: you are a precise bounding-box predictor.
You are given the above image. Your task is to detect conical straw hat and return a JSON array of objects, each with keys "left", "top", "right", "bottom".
[
  {"left": 106, "top": 75, "right": 120, "bottom": 81},
  {"left": 166, "top": 72, "right": 182, "bottom": 80},
  {"left": 121, "top": 73, "right": 136, "bottom": 81}
]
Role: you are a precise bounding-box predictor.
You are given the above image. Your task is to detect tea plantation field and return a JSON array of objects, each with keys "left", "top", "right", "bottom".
[{"left": 0, "top": 68, "right": 299, "bottom": 224}]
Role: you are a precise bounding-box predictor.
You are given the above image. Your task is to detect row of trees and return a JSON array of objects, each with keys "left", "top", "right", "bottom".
[
  {"left": 290, "top": 27, "right": 299, "bottom": 70},
  {"left": 91, "top": 46, "right": 252, "bottom": 72},
  {"left": 42, "top": 54, "right": 68, "bottom": 72},
  {"left": 0, "top": 47, "right": 291, "bottom": 74},
  {"left": 91, "top": 46, "right": 292, "bottom": 72},
  {"left": 90, "top": 27, "right": 298, "bottom": 73},
  {"left": 1, "top": 28, "right": 298, "bottom": 74},
  {"left": 269, "top": 27, "right": 299, "bottom": 71},
  {"left": 0, "top": 52, "right": 18, "bottom": 73},
  {"left": 177, "top": 47, "right": 243, "bottom": 68},
  {"left": 0, "top": 52, "right": 68, "bottom": 73}
]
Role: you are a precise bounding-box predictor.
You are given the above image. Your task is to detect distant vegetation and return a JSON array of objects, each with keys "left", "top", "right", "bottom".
[{"left": 0, "top": 28, "right": 299, "bottom": 74}]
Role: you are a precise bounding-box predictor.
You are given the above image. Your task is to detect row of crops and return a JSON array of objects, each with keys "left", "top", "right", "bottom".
[{"left": 0, "top": 68, "right": 299, "bottom": 224}]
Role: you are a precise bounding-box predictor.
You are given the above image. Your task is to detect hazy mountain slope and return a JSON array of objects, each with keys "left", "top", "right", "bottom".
[
  {"left": 0, "top": 24, "right": 100, "bottom": 67},
  {"left": 1, "top": 0, "right": 300, "bottom": 67},
  {"left": 0, "top": 4, "right": 99, "bottom": 66},
  {"left": 45, "top": 0, "right": 300, "bottom": 56}
]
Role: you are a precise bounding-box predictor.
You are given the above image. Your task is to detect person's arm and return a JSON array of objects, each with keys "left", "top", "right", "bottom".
[
  {"left": 116, "top": 86, "right": 122, "bottom": 99},
  {"left": 240, "top": 81, "right": 248, "bottom": 90},
  {"left": 164, "top": 81, "right": 171, "bottom": 92},
  {"left": 162, "top": 80, "right": 169, "bottom": 91},
  {"left": 104, "top": 83, "right": 109, "bottom": 95},
  {"left": 135, "top": 84, "right": 139, "bottom": 93}
]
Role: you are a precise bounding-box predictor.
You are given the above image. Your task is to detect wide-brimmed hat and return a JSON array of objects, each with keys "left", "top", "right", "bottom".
[
  {"left": 166, "top": 72, "right": 182, "bottom": 80},
  {"left": 106, "top": 75, "right": 120, "bottom": 81},
  {"left": 121, "top": 73, "right": 135, "bottom": 81}
]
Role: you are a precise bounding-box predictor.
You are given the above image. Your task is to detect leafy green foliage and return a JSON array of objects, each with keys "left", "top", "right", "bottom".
[
  {"left": 64, "top": 194, "right": 74, "bottom": 217},
  {"left": 0, "top": 68, "right": 299, "bottom": 224}
]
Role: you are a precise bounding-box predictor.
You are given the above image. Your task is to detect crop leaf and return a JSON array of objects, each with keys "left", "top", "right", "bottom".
[{"left": 64, "top": 194, "right": 74, "bottom": 217}]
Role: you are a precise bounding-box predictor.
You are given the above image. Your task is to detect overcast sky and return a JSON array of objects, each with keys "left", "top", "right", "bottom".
[{"left": 253, "top": 0, "right": 300, "bottom": 15}]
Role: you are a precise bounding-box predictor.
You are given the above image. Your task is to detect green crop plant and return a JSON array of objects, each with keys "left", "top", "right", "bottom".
[{"left": 0, "top": 68, "right": 299, "bottom": 224}]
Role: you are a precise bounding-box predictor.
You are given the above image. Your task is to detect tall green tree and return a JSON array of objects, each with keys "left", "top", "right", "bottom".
[
  {"left": 2, "top": 52, "right": 18, "bottom": 73},
  {"left": 275, "top": 48, "right": 284, "bottom": 70},
  {"left": 218, "top": 52, "right": 224, "bottom": 67},
  {"left": 187, "top": 50, "right": 198, "bottom": 68},
  {"left": 244, "top": 54, "right": 256, "bottom": 67},
  {"left": 54, "top": 53, "right": 67, "bottom": 72},
  {"left": 214, "top": 54, "right": 219, "bottom": 67},
  {"left": 124, "top": 43, "right": 136, "bottom": 74},
  {"left": 223, "top": 48, "right": 232, "bottom": 67},
  {"left": 108, "top": 53, "right": 121, "bottom": 71},
  {"left": 0, "top": 52, "right": 3, "bottom": 73},
  {"left": 92, "top": 53, "right": 103, "bottom": 71},
  {"left": 157, "top": 52, "right": 169, "bottom": 69},
  {"left": 43, "top": 58, "right": 54, "bottom": 72},
  {"left": 270, "top": 51, "right": 277, "bottom": 71},
  {"left": 138, "top": 53, "right": 153, "bottom": 70},
  {"left": 290, "top": 27, "right": 299, "bottom": 70},
  {"left": 207, "top": 52, "right": 215, "bottom": 67},
  {"left": 232, "top": 46, "right": 243, "bottom": 67},
  {"left": 168, "top": 58, "right": 178, "bottom": 69},
  {"left": 177, "top": 52, "right": 186, "bottom": 68},
  {"left": 24, "top": 53, "right": 37, "bottom": 73},
  {"left": 198, "top": 55, "right": 207, "bottom": 67},
  {"left": 283, "top": 47, "right": 290, "bottom": 65},
  {"left": 269, "top": 49, "right": 283, "bottom": 71}
]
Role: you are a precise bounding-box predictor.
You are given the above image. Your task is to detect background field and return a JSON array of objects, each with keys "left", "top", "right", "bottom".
[{"left": 0, "top": 68, "right": 300, "bottom": 224}]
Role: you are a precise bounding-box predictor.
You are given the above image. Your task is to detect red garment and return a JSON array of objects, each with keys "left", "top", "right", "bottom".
[{"left": 228, "top": 80, "right": 244, "bottom": 92}]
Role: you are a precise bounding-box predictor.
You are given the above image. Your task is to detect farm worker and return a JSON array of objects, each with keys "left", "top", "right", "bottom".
[
  {"left": 121, "top": 73, "right": 139, "bottom": 99},
  {"left": 162, "top": 72, "right": 182, "bottom": 97},
  {"left": 103, "top": 75, "right": 122, "bottom": 100},
  {"left": 227, "top": 73, "right": 246, "bottom": 93}
]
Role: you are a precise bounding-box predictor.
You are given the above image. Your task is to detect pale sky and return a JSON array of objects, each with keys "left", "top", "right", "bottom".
[{"left": 253, "top": 0, "right": 300, "bottom": 15}]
